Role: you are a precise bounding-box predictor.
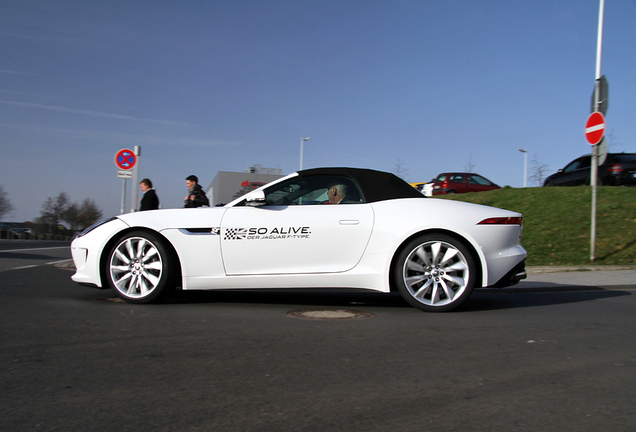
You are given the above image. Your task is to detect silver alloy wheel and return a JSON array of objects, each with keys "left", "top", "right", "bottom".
[
  {"left": 109, "top": 236, "right": 164, "bottom": 299},
  {"left": 402, "top": 240, "right": 470, "bottom": 307}
]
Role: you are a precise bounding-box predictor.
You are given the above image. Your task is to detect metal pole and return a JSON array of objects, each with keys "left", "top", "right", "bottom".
[
  {"left": 130, "top": 146, "right": 141, "bottom": 213},
  {"left": 120, "top": 179, "right": 127, "bottom": 215},
  {"left": 596, "top": 0, "right": 604, "bottom": 80},
  {"left": 590, "top": 0, "right": 604, "bottom": 262},
  {"left": 300, "top": 137, "right": 310, "bottom": 170},
  {"left": 518, "top": 149, "right": 527, "bottom": 187},
  {"left": 524, "top": 152, "right": 528, "bottom": 188}
]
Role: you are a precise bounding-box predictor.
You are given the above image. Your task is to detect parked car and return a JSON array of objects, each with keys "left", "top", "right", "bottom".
[
  {"left": 409, "top": 181, "right": 427, "bottom": 193},
  {"left": 543, "top": 153, "right": 636, "bottom": 186},
  {"left": 71, "top": 167, "right": 526, "bottom": 312},
  {"left": 423, "top": 173, "right": 501, "bottom": 197}
]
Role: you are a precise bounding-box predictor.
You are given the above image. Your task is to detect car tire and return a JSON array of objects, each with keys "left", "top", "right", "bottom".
[
  {"left": 105, "top": 230, "right": 176, "bottom": 304},
  {"left": 394, "top": 233, "right": 476, "bottom": 312}
]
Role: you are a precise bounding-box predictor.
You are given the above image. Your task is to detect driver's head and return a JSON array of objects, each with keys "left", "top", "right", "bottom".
[{"left": 327, "top": 183, "right": 347, "bottom": 204}]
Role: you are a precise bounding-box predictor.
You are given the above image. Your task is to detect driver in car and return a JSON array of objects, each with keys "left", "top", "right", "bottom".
[{"left": 326, "top": 183, "right": 348, "bottom": 204}]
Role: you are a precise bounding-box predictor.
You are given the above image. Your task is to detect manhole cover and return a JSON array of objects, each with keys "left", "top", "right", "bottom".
[{"left": 286, "top": 309, "right": 375, "bottom": 320}]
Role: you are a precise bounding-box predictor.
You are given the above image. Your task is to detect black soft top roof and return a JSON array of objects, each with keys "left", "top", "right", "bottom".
[{"left": 298, "top": 167, "right": 425, "bottom": 203}]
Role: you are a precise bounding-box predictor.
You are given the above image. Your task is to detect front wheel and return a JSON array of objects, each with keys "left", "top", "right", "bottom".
[
  {"left": 394, "top": 234, "right": 476, "bottom": 312},
  {"left": 105, "top": 231, "right": 176, "bottom": 304}
]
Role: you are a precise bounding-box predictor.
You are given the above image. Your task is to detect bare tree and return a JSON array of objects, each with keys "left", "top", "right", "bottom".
[
  {"left": 464, "top": 153, "right": 475, "bottom": 172},
  {"left": 35, "top": 193, "right": 71, "bottom": 232},
  {"left": 529, "top": 155, "right": 551, "bottom": 186},
  {"left": 607, "top": 129, "right": 622, "bottom": 151},
  {"left": 0, "top": 185, "right": 14, "bottom": 220},
  {"left": 62, "top": 202, "right": 81, "bottom": 232},
  {"left": 74, "top": 198, "right": 102, "bottom": 231},
  {"left": 394, "top": 158, "right": 409, "bottom": 180},
  {"left": 36, "top": 193, "right": 103, "bottom": 232}
]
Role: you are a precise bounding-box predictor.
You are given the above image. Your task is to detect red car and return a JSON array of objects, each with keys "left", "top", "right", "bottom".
[{"left": 425, "top": 173, "right": 501, "bottom": 196}]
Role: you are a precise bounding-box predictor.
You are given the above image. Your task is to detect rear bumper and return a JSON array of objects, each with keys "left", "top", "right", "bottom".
[{"left": 491, "top": 260, "right": 527, "bottom": 288}]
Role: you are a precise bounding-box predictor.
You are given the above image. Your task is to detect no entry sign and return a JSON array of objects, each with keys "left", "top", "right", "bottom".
[
  {"left": 115, "top": 149, "right": 136, "bottom": 170},
  {"left": 585, "top": 112, "right": 606, "bottom": 145}
]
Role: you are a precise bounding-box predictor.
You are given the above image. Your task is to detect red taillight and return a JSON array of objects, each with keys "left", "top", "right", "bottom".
[
  {"left": 478, "top": 217, "right": 522, "bottom": 225},
  {"left": 608, "top": 164, "right": 622, "bottom": 174}
]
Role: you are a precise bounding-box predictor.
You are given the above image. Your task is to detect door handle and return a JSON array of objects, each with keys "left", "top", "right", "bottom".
[{"left": 339, "top": 220, "right": 360, "bottom": 225}]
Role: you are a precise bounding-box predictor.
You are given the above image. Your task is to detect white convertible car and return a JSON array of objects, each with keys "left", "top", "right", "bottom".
[{"left": 71, "top": 168, "right": 527, "bottom": 312}]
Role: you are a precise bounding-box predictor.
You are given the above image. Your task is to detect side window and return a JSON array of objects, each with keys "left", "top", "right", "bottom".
[
  {"left": 264, "top": 175, "right": 365, "bottom": 205},
  {"left": 468, "top": 175, "right": 491, "bottom": 185},
  {"left": 563, "top": 159, "right": 581, "bottom": 173},
  {"left": 449, "top": 174, "right": 465, "bottom": 183}
]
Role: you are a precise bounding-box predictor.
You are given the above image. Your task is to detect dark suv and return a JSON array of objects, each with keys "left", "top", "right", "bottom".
[{"left": 543, "top": 153, "right": 636, "bottom": 186}]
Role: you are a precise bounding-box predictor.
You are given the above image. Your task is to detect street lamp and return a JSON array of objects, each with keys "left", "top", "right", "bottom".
[
  {"left": 518, "top": 149, "right": 528, "bottom": 188},
  {"left": 300, "top": 137, "right": 311, "bottom": 170}
]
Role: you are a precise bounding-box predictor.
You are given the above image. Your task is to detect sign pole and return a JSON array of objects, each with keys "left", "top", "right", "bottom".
[
  {"left": 130, "top": 146, "right": 141, "bottom": 213},
  {"left": 114, "top": 148, "right": 137, "bottom": 213},
  {"left": 590, "top": 0, "right": 605, "bottom": 262},
  {"left": 120, "top": 178, "right": 127, "bottom": 215}
]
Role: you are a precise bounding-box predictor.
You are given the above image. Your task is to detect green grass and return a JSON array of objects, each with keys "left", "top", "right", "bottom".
[{"left": 440, "top": 186, "right": 636, "bottom": 266}]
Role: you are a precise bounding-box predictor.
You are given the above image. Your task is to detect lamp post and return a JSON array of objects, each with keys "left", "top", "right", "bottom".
[
  {"left": 300, "top": 137, "right": 311, "bottom": 170},
  {"left": 518, "top": 149, "right": 527, "bottom": 188}
]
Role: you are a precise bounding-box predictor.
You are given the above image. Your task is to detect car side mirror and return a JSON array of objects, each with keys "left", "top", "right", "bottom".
[{"left": 245, "top": 190, "right": 267, "bottom": 207}]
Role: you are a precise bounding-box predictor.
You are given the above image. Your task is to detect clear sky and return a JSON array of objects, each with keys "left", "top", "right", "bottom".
[{"left": 1, "top": 0, "right": 635, "bottom": 222}]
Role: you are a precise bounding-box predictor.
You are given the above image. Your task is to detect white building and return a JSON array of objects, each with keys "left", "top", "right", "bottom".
[{"left": 206, "top": 165, "right": 284, "bottom": 206}]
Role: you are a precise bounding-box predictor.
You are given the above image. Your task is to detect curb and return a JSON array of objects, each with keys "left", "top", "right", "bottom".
[{"left": 527, "top": 265, "right": 636, "bottom": 274}]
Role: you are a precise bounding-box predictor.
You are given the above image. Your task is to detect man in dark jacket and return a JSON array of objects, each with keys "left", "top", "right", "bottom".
[
  {"left": 139, "top": 178, "right": 160, "bottom": 211},
  {"left": 184, "top": 175, "right": 209, "bottom": 208}
]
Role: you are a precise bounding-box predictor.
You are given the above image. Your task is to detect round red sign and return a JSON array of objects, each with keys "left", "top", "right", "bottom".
[
  {"left": 585, "top": 112, "right": 605, "bottom": 145},
  {"left": 115, "top": 149, "right": 136, "bottom": 170}
]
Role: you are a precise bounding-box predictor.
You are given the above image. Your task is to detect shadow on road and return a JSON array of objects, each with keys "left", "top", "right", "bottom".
[
  {"left": 463, "top": 285, "right": 631, "bottom": 312},
  {"left": 93, "top": 284, "right": 634, "bottom": 312}
]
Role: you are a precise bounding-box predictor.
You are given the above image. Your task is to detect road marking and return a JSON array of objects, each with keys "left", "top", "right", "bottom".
[
  {"left": 46, "top": 259, "right": 73, "bottom": 265},
  {"left": 12, "top": 265, "right": 40, "bottom": 270},
  {"left": 0, "top": 246, "right": 69, "bottom": 253}
]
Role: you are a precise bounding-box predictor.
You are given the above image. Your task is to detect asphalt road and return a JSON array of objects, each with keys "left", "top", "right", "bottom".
[{"left": 1, "top": 242, "right": 636, "bottom": 431}]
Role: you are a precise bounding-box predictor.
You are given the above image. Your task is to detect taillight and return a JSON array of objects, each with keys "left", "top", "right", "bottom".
[
  {"left": 608, "top": 164, "right": 622, "bottom": 174},
  {"left": 478, "top": 217, "right": 522, "bottom": 225}
]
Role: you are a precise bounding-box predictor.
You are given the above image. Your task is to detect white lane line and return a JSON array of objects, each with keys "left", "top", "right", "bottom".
[
  {"left": 0, "top": 246, "right": 69, "bottom": 253},
  {"left": 46, "top": 259, "right": 73, "bottom": 265},
  {"left": 12, "top": 265, "right": 40, "bottom": 270}
]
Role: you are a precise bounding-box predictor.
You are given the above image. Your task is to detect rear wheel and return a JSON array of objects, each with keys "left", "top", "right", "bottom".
[
  {"left": 105, "top": 231, "right": 176, "bottom": 304},
  {"left": 394, "top": 234, "right": 476, "bottom": 312}
]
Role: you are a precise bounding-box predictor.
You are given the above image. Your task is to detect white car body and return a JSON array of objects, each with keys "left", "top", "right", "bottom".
[
  {"left": 71, "top": 168, "right": 526, "bottom": 311},
  {"left": 422, "top": 182, "right": 433, "bottom": 197}
]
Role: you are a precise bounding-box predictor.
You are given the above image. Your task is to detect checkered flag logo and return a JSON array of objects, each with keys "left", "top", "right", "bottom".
[{"left": 224, "top": 228, "right": 247, "bottom": 240}]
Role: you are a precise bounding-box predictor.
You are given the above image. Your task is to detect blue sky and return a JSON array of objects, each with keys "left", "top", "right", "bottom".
[{"left": 1, "top": 0, "right": 635, "bottom": 222}]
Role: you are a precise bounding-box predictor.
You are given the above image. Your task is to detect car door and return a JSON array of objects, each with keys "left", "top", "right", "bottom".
[
  {"left": 557, "top": 156, "right": 591, "bottom": 186},
  {"left": 448, "top": 174, "right": 467, "bottom": 193},
  {"left": 467, "top": 174, "right": 497, "bottom": 193},
  {"left": 219, "top": 176, "right": 374, "bottom": 276}
]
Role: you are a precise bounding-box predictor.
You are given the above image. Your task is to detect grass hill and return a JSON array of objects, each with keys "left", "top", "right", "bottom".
[{"left": 440, "top": 186, "right": 636, "bottom": 266}]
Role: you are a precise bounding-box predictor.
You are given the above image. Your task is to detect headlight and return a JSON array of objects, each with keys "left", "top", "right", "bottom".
[{"left": 76, "top": 217, "right": 118, "bottom": 238}]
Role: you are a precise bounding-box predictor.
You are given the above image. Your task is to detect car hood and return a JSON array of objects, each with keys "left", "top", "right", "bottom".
[{"left": 115, "top": 208, "right": 226, "bottom": 231}]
